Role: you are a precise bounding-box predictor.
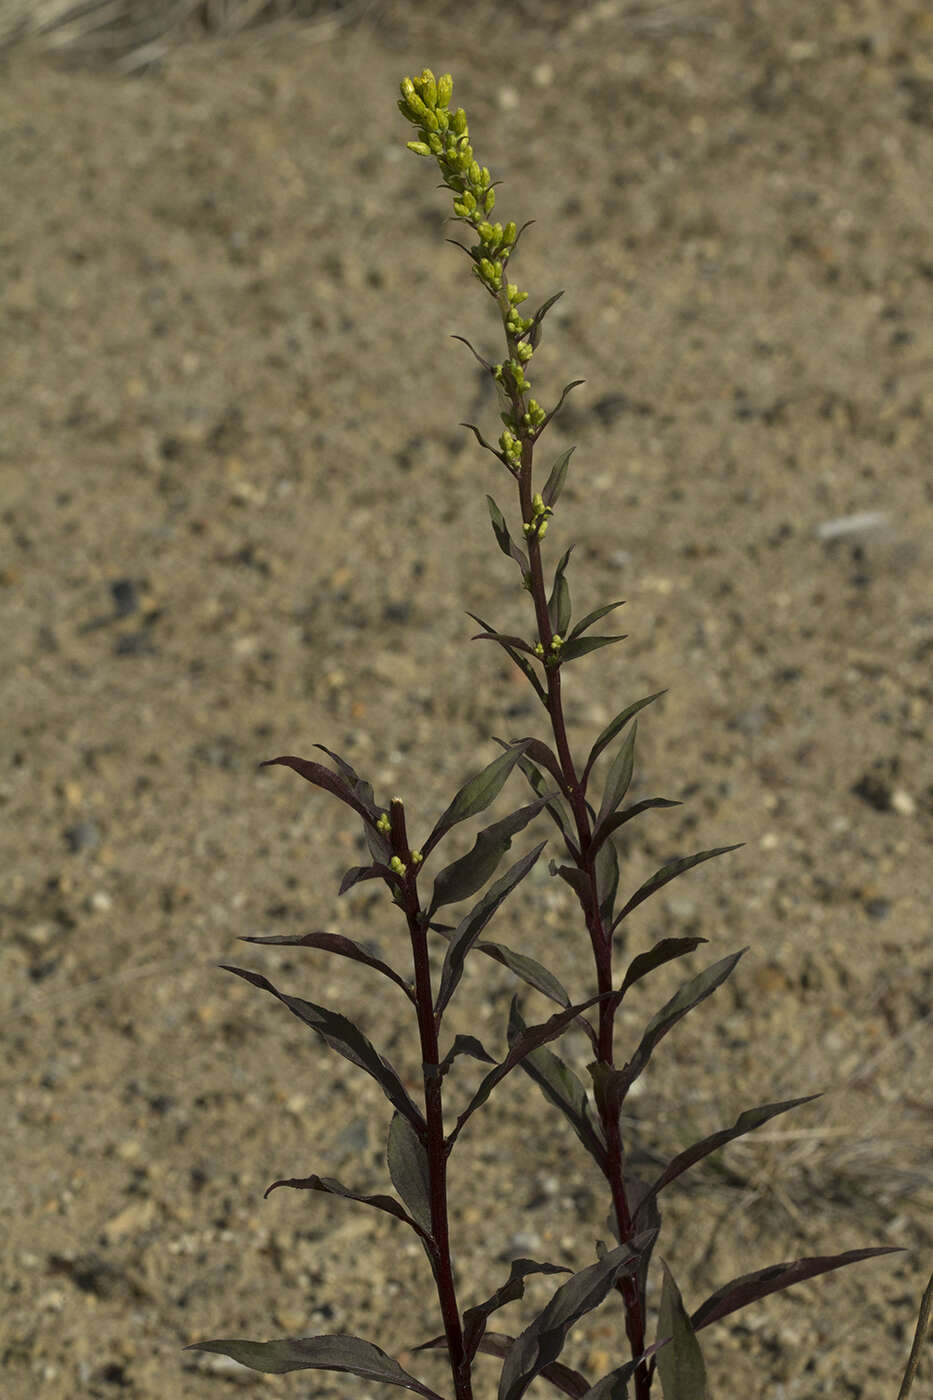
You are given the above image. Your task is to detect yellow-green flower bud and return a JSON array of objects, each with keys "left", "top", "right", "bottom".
[
  {"left": 484, "top": 188, "right": 496, "bottom": 214},
  {"left": 389, "top": 856, "right": 407, "bottom": 876},
  {"left": 428, "top": 132, "right": 443, "bottom": 154},
  {"left": 451, "top": 107, "right": 467, "bottom": 135},
  {"left": 481, "top": 167, "right": 491, "bottom": 187},
  {"left": 517, "top": 341, "right": 533, "bottom": 362},
  {"left": 377, "top": 812, "right": 391, "bottom": 833},
  {"left": 469, "top": 160, "right": 482, "bottom": 185},
  {"left": 534, "top": 642, "right": 544, "bottom": 656},
  {"left": 411, "top": 849, "right": 424, "bottom": 865},
  {"left": 437, "top": 73, "right": 453, "bottom": 108},
  {"left": 406, "top": 141, "right": 432, "bottom": 157},
  {"left": 400, "top": 77, "right": 417, "bottom": 103},
  {"left": 502, "top": 222, "right": 517, "bottom": 248},
  {"left": 419, "top": 68, "right": 437, "bottom": 108},
  {"left": 550, "top": 634, "right": 562, "bottom": 649},
  {"left": 532, "top": 493, "right": 544, "bottom": 514}
]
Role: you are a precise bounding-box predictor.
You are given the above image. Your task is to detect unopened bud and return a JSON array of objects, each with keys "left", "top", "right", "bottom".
[
  {"left": 406, "top": 141, "right": 432, "bottom": 157},
  {"left": 418, "top": 68, "right": 437, "bottom": 108},
  {"left": 436, "top": 73, "right": 453, "bottom": 108},
  {"left": 451, "top": 107, "right": 467, "bottom": 135},
  {"left": 484, "top": 188, "right": 496, "bottom": 214}
]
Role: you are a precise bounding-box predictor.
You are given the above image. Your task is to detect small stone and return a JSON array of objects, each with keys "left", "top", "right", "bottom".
[
  {"left": 891, "top": 789, "right": 916, "bottom": 816},
  {"left": 65, "top": 820, "right": 99, "bottom": 853}
]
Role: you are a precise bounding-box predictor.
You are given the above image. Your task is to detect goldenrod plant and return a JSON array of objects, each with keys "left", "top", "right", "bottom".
[{"left": 188, "top": 70, "right": 929, "bottom": 1399}]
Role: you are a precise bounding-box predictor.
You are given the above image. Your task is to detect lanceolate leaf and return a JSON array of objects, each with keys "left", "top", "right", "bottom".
[
  {"left": 498, "top": 1240, "right": 651, "bottom": 1400},
  {"left": 488, "top": 495, "right": 530, "bottom": 574},
  {"left": 528, "top": 289, "right": 565, "bottom": 349},
  {"left": 448, "top": 990, "right": 611, "bottom": 1146},
  {"left": 641, "top": 1095, "right": 821, "bottom": 1210},
  {"left": 610, "top": 951, "right": 745, "bottom": 1105},
  {"left": 220, "top": 965, "right": 425, "bottom": 1137},
  {"left": 509, "top": 1001, "right": 607, "bottom": 1172},
  {"left": 610, "top": 936, "right": 707, "bottom": 1010},
  {"left": 435, "top": 842, "right": 547, "bottom": 1015},
  {"left": 568, "top": 600, "right": 625, "bottom": 642},
  {"left": 476, "top": 939, "right": 571, "bottom": 1008},
  {"left": 594, "top": 833, "right": 619, "bottom": 927},
  {"left": 313, "top": 745, "right": 379, "bottom": 817},
  {"left": 655, "top": 1261, "right": 709, "bottom": 1400},
  {"left": 262, "top": 1172, "right": 430, "bottom": 1243},
  {"left": 462, "top": 1258, "right": 573, "bottom": 1362},
  {"left": 461, "top": 420, "right": 505, "bottom": 463},
  {"left": 540, "top": 379, "right": 586, "bottom": 433},
  {"left": 557, "top": 634, "right": 626, "bottom": 664},
  {"left": 612, "top": 845, "right": 743, "bottom": 932},
  {"left": 185, "top": 1334, "right": 445, "bottom": 1396},
  {"left": 590, "top": 797, "right": 681, "bottom": 856},
  {"left": 387, "top": 1112, "right": 433, "bottom": 1236},
  {"left": 430, "top": 797, "right": 553, "bottom": 913},
  {"left": 541, "top": 446, "right": 575, "bottom": 508},
  {"left": 595, "top": 722, "right": 638, "bottom": 830},
  {"left": 422, "top": 740, "right": 532, "bottom": 859},
  {"left": 466, "top": 612, "right": 547, "bottom": 702},
  {"left": 435, "top": 1033, "right": 496, "bottom": 1078},
  {"left": 451, "top": 333, "right": 493, "bottom": 372},
  {"left": 261, "top": 756, "right": 380, "bottom": 832},
  {"left": 548, "top": 547, "right": 573, "bottom": 638},
  {"left": 425, "top": 1331, "right": 589, "bottom": 1399},
  {"left": 583, "top": 691, "right": 666, "bottom": 785},
  {"left": 240, "top": 931, "right": 413, "bottom": 1000},
  {"left": 691, "top": 1247, "right": 903, "bottom": 1333}
]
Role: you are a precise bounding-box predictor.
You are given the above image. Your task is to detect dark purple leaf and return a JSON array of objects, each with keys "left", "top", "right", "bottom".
[
  {"left": 487, "top": 496, "right": 529, "bottom": 574},
  {"left": 475, "top": 939, "right": 571, "bottom": 1008},
  {"left": 557, "top": 634, "right": 627, "bottom": 664},
  {"left": 461, "top": 420, "right": 506, "bottom": 463},
  {"left": 508, "top": 1001, "right": 607, "bottom": 1172},
  {"left": 495, "top": 742, "right": 577, "bottom": 856},
  {"left": 261, "top": 756, "right": 379, "bottom": 831},
  {"left": 548, "top": 547, "right": 573, "bottom": 638},
  {"left": 470, "top": 612, "right": 547, "bottom": 703},
  {"left": 552, "top": 862, "right": 594, "bottom": 921},
  {"left": 691, "top": 1247, "right": 903, "bottom": 1332},
  {"left": 422, "top": 740, "right": 533, "bottom": 859},
  {"left": 220, "top": 965, "right": 425, "bottom": 1136},
  {"left": 430, "top": 798, "right": 553, "bottom": 913},
  {"left": 184, "top": 1334, "right": 445, "bottom": 1396},
  {"left": 338, "top": 863, "right": 396, "bottom": 896},
  {"left": 417, "top": 1330, "right": 589, "bottom": 1399},
  {"left": 435, "top": 1033, "right": 496, "bottom": 1079},
  {"left": 642, "top": 1096, "right": 821, "bottom": 1209},
  {"left": 461, "top": 1258, "right": 573, "bottom": 1362},
  {"left": 590, "top": 798, "right": 681, "bottom": 855},
  {"left": 436, "top": 842, "right": 547, "bottom": 1015},
  {"left": 498, "top": 1239, "right": 652, "bottom": 1400},
  {"left": 528, "top": 289, "right": 565, "bottom": 349},
  {"left": 594, "top": 833, "right": 619, "bottom": 927},
  {"left": 595, "top": 723, "right": 638, "bottom": 830},
  {"left": 568, "top": 600, "right": 626, "bottom": 642},
  {"left": 240, "top": 930, "right": 413, "bottom": 1000},
  {"left": 655, "top": 1261, "right": 709, "bottom": 1400},
  {"left": 583, "top": 692, "right": 666, "bottom": 785},
  {"left": 262, "top": 1172, "right": 430, "bottom": 1243},
  {"left": 313, "top": 744, "right": 379, "bottom": 817},
  {"left": 541, "top": 446, "right": 575, "bottom": 508},
  {"left": 451, "top": 334, "right": 493, "bottom": 372},
  {"left": 612, "top": 846, "right": 743, "bottom": 931},
  {"left": 609, "top": 936, "right": 707, "bottom": 1010},
  {"left": 387, "top": 1112, "right": 433, "bottom": 1237},
  {"left": 539, "top": 380, "right": 586, "bottom": 435},
  {"left": 449, "top": 989, "right": 611, "bottom": 1147},
  {"left": 471, "top": 628, "right": 537, "bottom": 654},
  {"left": 579, "top": 1348, "right": 671, "bottom": 1400}
]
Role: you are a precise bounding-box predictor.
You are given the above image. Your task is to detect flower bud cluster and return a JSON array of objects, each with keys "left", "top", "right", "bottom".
[{"left": 522, "top": 492, "right": 553, "bottom": 541}]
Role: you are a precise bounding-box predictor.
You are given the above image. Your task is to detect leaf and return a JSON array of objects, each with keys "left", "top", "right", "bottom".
[
  {"left": 419, "top": 1330, "right": 590, "bottom": 1399},
  {"left": 528, "top": 289, "right": 565, "bottom": 349},
  {"left": 423, "top": 740, "right": 532, "bottom": 859},
  {"left": 469, "top": 612, "right": 547, "bottom": 703},
  {"left": 583, "top": 692, "right": 666, "bottom": 784},
  {"left": 568, "top": 600, "right": 625, "bottom": 642},
  {"left": 220, "top": 965, "right": 425, "bottom": 1136},
  {"left": 613, "top": 846, "right": 743, "bottom": 931},
  {"left": 262, "top": 1172, "right": 429, "bottom": 1241},
  {"left": 642, "top": 1096, "right": 821, "bottom": 1210},
  {"left": 313, "top": 744, "right": 379, "bottom": 817},
  {"left": 451, "top": 333, "right": 493, "bottom": 372},
  {"left": 595, "top": 721, "right": 638, "bottom": 831},
  {"left": 580, "top": 1371, "right": 630, "bottom": 1399},
  {"left": 261, "top": 755, "right": 380, "bottom": 831},
  {"left": 337, "top": 862, "right": 396, "bottom": 895},
  {"left": 461, "top": 1258, "right": 573, "bottom": 1362},
  {"left": 449, "top": 990, "right": 612, "bottom": 1147},
  {"left": 509, "top": 1001, "right": 607, "bottom": 1172},
  {"left": 590, "top": 798, "right": 681, "bottom": 856},
  {"left": 655, "top": 1261, "right": 709, "bottom": 1400},
  {"left": 470, "top": 627, "right": 537, "bottom": 655},
  {"left": 435, "top": 1033, "right": 496, "bottom": 1079},
  {"left": 488, "top": 495, "right": 530, "bottom": 574},
  {"left": 184, "top": 1334, "right": 445, "bottom": 1396},
  {"left": 387, "top": 1112, "right": 433, "bottom": 1237},
  {"left": 495, "top": 741, "right": 577, "bottom": 856},
  {"left": 594, "top": 834, "right": 620, "bottom": 927},
  {"left": 691, "top": 1247, "right": 903, "bottom": 1332},
  {"left": 430, "top": 797, "right": 553, "bottom": 913},
  {"left": 548, "top": 547, "right": 574, "bottom": 637},
  {"left": 541, "top": 446, "right": 575, "bottom": 508},
  {"left": 610, "top": 951, "right": 745, "bottom": 1105},
  {"left": 557, "top": 634, "right": 627, "bottom": 664},
  {"left": 240, "top": 930, "right": 413, "bottom": 1000},
  {"left": 609, "top": 936, "right": 707, "bottom": 1011},
  {"left": 435, "top": 842, "right": 547, "bottom": 1015},
  {"left": 461, "top": 420, "right": 505, "bottom": 462},
  {"left": 540, "top": 379, "right": 586, "bottom": 433},
  {"left": 498, "top": 1240, "right": 651, "bottom": 1400},
  {"left": 475, "top": 939, "right": 571, "bottom": 1008}
]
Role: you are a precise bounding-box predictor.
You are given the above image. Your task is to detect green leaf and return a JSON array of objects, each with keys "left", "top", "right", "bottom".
[
  {"left": 430, "top": 796, "right": 552, "bottom": 913},
  {"left": 548, "top": 547, "right": 573, "bottom": 637},
  {"left": 423, "top": 740, "right": 532, "bottom": 858},
  {"left": 583, "top": 691, "right": 666, "bottom": 784},
  {"left": 435, "top": 842, "right": 547, "bottom": 1015},
  {"left": 656, "top": 1261, "right": 709, "bottom": 1400},
  {"left": 568, "top": 599, "right": 625, "bottom": 642},
  {"left": 595, "top": 721, "right": 638, "bottom": 829},
  {"left": 594, "top": 833, "right": 619, "bottom": 927},
  {"left": 541, "top": 446, "right": 575, "bottom": 508},
  {"left": 387, "top": 1112, "right": 433, "bottom": 1236},
  {"left": 613, "top": 845, "right": 743, "bottom": 931},
  {"left": 184, "top": 1334, "right": 445, "bottom": 1396},
  {"left": 509, "top": 1002, "right": 607, "bottom": 1172},
  {"left": 557, "top": 634, "right": 626, "bottom": 664},
  {"left": 642, "top": 1096, "right": 821, "bottom": 1209}
]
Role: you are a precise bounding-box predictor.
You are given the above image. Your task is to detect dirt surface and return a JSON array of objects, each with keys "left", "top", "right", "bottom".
[{"left": 3, "top": 2, "right": 933, "bottom": 1396}]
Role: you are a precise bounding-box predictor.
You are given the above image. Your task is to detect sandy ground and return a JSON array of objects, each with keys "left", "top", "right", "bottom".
[{"left": 2, "top": 2, "right": 933, "bottom": 1396}]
